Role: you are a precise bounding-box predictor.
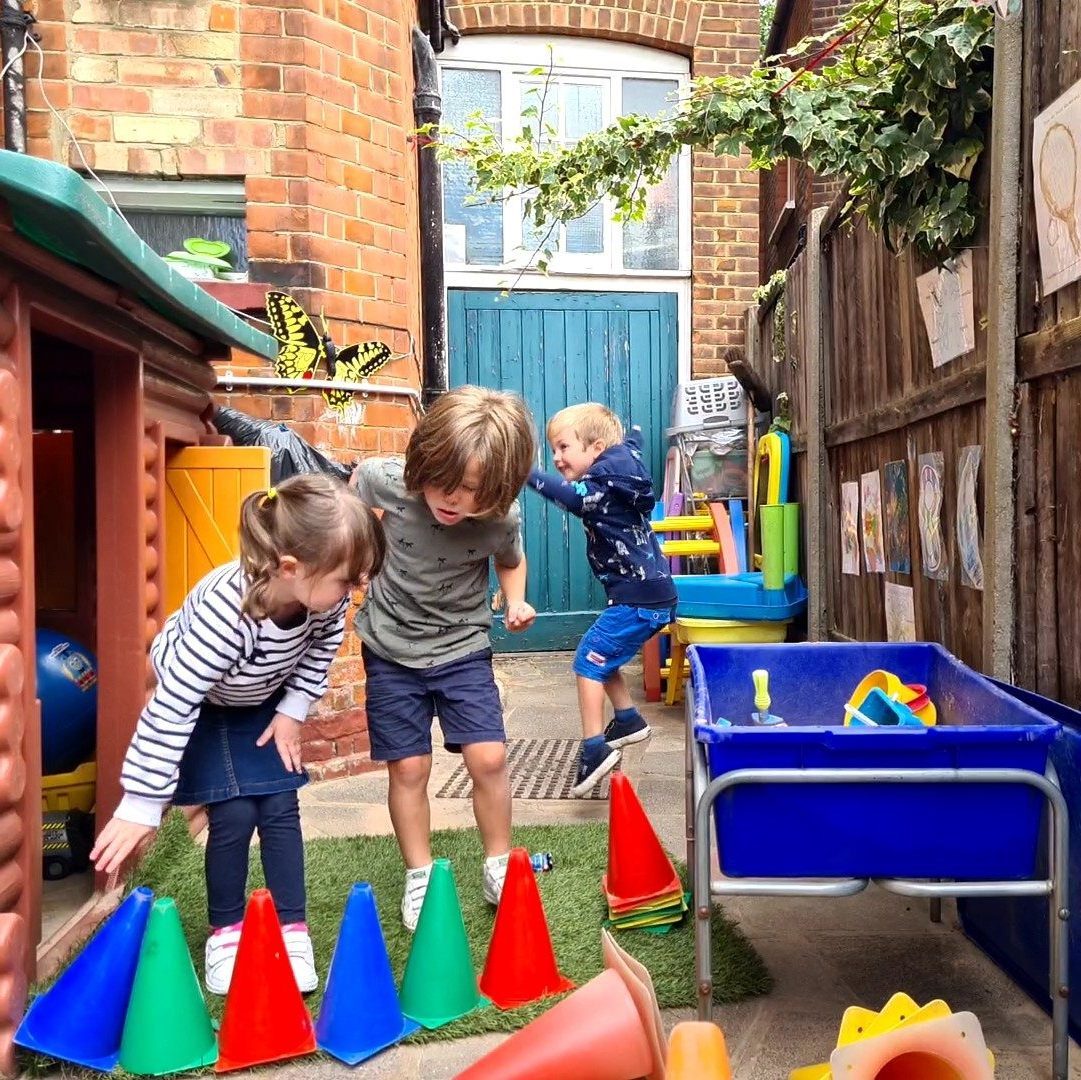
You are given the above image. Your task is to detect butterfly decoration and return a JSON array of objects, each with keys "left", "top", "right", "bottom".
[{"left": 264, "top": 291, "right": 393, "bottom": 414}]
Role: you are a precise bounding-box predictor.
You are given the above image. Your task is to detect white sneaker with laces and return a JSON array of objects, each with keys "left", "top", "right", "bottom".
[
  {"left": 482, "top": 852, "right": 510, "bottom": 906},
  {"left": 204, "top": 924, "right": 242, "bottom": 996},
  {"left": 401, "top": 863, "right": 433, "bottom": 932},
  {"left": 282, "top": 923, "right": 318, "bottom": 993}
]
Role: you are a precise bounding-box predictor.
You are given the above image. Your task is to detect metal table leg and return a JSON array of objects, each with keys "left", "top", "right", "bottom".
[{"left": 690, "top": 766, "right": 1070, "bottom": 1078}]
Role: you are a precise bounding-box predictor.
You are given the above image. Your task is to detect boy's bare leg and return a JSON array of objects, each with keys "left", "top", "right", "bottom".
[
  {"left": 387, "top": 754, "right": 433, "bottom": 868},
  {"left": 461, "top": 741, "right": 512, "bottom": 855},
  {"left": 604, "top": 669, "right": 634, "bottom": 712},
  {"left": 577, "top": 675, "right": 608, "bottom": 739}
]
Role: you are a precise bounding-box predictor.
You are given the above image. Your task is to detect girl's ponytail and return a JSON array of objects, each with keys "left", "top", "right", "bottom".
[{"left": 236, "top": 475, "right": 385, "bottom": 618}]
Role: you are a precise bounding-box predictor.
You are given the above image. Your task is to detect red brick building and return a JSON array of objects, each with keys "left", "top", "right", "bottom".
[{"left": 7, "top": 0, "right": 759, "bottom": 775}]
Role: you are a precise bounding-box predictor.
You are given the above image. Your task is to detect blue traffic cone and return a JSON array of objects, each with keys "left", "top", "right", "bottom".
[
  {"left": 315, "top": 883, "right": 419, "bottom": 1064},
  {"left": 16, "top": 885, "right": 154, "bottom": 1071}
]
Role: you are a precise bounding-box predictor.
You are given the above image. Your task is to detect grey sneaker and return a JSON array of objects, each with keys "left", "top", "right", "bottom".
[
  {"left": 401, "top": 863, "right": 433, "bottom": 932},
  {"left": 482, "top": 852, "right": 510, "bottom": 906}
]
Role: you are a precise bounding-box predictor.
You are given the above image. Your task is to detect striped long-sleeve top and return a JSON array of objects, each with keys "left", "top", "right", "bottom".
[{"left": 116, "top": 562, "right": 347, "bottom": 827}]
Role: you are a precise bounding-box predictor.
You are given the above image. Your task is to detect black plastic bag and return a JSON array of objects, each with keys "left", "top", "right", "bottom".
[{"left": 211, "top": 406, "right": 353, "bottom": 485}]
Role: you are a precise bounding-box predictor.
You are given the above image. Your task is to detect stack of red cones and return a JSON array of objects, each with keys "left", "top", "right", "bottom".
[{"left": 604, "top": 773, "right": 686, "bottom": 931}]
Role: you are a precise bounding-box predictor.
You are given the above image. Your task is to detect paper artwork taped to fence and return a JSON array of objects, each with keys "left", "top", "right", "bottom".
[
  {"left": 972, "top": 0, "right": 1020, "bottom": 19},
  {"left": 841, "top": 481, "right": 860, "bottom": 576},
  {"left": 916, "top": 251, "right": 976, "bottom": 367},
  {"left": 861, "top": 471, "right": 886, "bottom": 574},
  {"left": 882, "top": 461, "right": 912, "bottom": 574},
  {"left": 885, "top": 582, "right": 917, "bottom": 643},
  {"left": 957, "top": 445, "right": 984, "bottom": 590},
  {"left": 1034, "top": 80, "right": 1081, "bottom": 296},
  {"left": 917, "top": 451, "right": 948, "bottom": 581}
]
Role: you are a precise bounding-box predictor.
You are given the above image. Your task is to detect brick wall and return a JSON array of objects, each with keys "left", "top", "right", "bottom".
[
  {"left": 21, "top": 0, "right": 425, "bottom": 777},
  {"left": 759, "top": 0, "right": 851, "bottom": 280},
  {"left": 447, "top": 0, "right": 760, "bottom": 378}
]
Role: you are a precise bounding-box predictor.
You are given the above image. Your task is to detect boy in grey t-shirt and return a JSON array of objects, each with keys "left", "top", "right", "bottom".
[{"left": 351, "top": 386, "right": 536, "bottom": 930}]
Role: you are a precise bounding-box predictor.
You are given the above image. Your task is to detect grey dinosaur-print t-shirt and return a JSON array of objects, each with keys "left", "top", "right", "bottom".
[{"left": 351, "top": 458, "right": 524, "bottom": 669}]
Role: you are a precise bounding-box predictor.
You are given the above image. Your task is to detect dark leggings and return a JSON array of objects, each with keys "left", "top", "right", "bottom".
[{"left": 205, "top": 790, "right": 306, "bottom": 928}]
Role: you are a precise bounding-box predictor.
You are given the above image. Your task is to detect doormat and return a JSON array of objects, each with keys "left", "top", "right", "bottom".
[{"left": 434, "top": 738, "right": 611, "bottom": 801}]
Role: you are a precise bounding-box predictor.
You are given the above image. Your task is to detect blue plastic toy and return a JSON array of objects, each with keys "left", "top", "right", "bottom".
[{"left": 36, "top": 628, "right": 97, "bottom": 775}]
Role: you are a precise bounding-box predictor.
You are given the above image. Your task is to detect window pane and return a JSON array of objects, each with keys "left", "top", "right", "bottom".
[
  {"left": 563, "top": 83, "right": 602, "bottom": 141},
  {"left": 621, "top": 78, "right": 680, "bottom": 270},
  {"left": 519, "top": 81, "right": 558, "bottom": 139},
  {"left": 622, "top": 162, "right": 679, "bottom": 270},
  {"left": 521, "top": 209, "right": 559, "bottom": 257},
  {"left": 621, "top": 77, "right": 678, "bottom": 120},
  {"left": 566, "top": 204, "right": 604, "bottom": 253},
  {"left": 441, "top": 68, "right": 504, "bottom": 265},
  {"left": 128, "top": 212, "right": 248, "bottom": 272}
]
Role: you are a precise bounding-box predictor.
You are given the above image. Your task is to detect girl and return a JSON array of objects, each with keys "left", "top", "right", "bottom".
[{"left": 91, "top": 474, "right": 385, "bottom": 995}]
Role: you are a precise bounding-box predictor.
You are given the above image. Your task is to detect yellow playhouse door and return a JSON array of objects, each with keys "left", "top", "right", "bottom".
[{"left": 164, "top": 446, "right": 271, "bottom": 615}]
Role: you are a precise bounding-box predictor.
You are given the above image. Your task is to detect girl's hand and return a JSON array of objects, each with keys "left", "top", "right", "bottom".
[
  {"left": 504, "top": 600, "right": 536, "bottom": 633},
  {"left": 257, "top": 712, "right": 304, "bottom": 772},
  {"left": 91, "top": 817, "right": 156, "bottom": 875}
]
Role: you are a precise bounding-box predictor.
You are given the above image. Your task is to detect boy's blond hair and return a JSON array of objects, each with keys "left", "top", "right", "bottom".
[
  {"left": 404, "top": 385, "right": 535, "bottom": 518},
  {"left": 546, "top": 403, "right": 624, "bottom": 450}
]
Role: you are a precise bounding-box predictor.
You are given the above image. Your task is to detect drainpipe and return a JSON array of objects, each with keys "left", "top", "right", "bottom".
[
  {"left": 0, "top": 0, "right": 30, "bottom": 152},
  {"left": 412, "top": 25, "right": 448, "bottom": 404},
  {"left": 981, "top": 8, "right": 1023, "bottom": 681}
]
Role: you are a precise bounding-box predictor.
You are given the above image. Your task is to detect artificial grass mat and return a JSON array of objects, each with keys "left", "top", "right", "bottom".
[{"left": 26, "top": 811, "right": 770, "bottom": 1073}]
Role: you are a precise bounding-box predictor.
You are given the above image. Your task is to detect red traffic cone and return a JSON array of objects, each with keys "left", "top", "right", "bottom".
[
  {"left": 215, "top": 889, "right": 316, "bottom": 1073},
  {"left": 479, "top": 847, "right": 574, "bottom": 1009},
  {"left": 604, "top": 772, "right": 682, "bottom": 908}
]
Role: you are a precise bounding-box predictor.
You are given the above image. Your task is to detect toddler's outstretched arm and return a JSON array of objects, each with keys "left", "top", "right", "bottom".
[{"left": 526, "top": 468, "right": 604, "bottom": 517}]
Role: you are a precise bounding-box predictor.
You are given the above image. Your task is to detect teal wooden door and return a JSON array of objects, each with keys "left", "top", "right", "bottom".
[{"left": 448, "top": 289, "right": 678, "bottom": 651}]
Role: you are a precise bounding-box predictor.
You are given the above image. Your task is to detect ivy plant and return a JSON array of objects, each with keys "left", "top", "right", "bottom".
[{"left": 437, "top": 0, "right": 994, "bottom": 263}]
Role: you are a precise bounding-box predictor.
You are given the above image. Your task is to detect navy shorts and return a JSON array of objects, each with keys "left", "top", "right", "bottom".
[
  {"left": 573, "top": 603, "right": 676, "bottom": 682},
  {"left": 362, "top": 645, "right": 506, "bottom": 761}
]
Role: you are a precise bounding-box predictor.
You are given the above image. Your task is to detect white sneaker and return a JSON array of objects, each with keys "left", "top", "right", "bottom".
[
  {"left": 282, "top": 923, "right": 318, "bottom": 993},
  {"left": 204, "top": 924, "right": 242, "bottom": 996},
  {"left": 402, "top": 863, "right": 433, "bottom": 932},
  {"left": 482, "top": 853, "right": 510, "bottom": 906}
]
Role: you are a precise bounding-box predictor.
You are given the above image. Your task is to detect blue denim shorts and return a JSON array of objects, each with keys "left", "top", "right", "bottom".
[
  {"left": 172, "top": 692, "right": 308, "bottom": 807},
  {"left": 362, "top": 645, "right": 505, "bottom": 761},
  {"left": 573, "top": 603, "right": 676, "bottom": 682}
]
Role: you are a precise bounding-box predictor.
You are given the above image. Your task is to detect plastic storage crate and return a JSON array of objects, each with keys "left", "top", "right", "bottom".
[
  {"left": 675, "top": 572, "right": 807, "bottom": 622},
  {"left": 690, "top": 642, "right": 1059, "bottom": 880},
  {"left": 959, "top": 680, "right": 1081, "bottom": 1042},
  {"left": 668, "top": 376, "right": 747, "bottom": 435}
]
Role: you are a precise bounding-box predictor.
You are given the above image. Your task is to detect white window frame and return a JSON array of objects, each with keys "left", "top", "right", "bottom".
[{"left": 438, "top": 34, "right": 693, "bottom": 380}]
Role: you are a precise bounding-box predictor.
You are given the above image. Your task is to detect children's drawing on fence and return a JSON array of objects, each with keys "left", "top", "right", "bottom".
[
  {"left": 885, "top": 582, "right": 917, "bottom": 643},
  {"left": 1034, "top": 81, "right": 1081, "bottom": 296},
  {"left": 882, "top": 460, "right": 912, "bottom": 575},
  {"left": 917, "top": 451, "right": 948, "bottom": 581},
  {"left": 840, "top": 480, "right": 860, "bottom": 576},
  {"left": 957, "top": 445, "right": 984, "bottom": 591},
  {"left": 916, "top": 250, "right": 976, "bottom": 368},
  {"left": 861, "top": 470, "right": 886, "bottom": 574}
]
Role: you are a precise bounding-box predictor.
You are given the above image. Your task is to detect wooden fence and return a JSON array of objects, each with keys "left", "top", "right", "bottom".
[{"left": 745, "top": 0, "right": 1081, "bottom": 701}]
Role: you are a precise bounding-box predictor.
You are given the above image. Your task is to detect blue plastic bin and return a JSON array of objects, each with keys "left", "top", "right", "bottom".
[
  {"left": 958, "top": 680, "right": 1081, "bottom": 1041},
  {"left": 690, "top": 642, "right": 1059, "bottom": 880}
]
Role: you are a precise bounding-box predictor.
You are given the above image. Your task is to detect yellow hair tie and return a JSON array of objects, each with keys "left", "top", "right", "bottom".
[{"left": 262, "top": 487, "right": 278, "bottom": 507}]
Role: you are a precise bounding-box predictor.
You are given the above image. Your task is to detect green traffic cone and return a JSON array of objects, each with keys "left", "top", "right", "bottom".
[
  {"left": 119, "top": 898, "right": 218, "bottom": 1076},
  {"left": 399, "top": 859, "right": 488, "bottom": 1029}
]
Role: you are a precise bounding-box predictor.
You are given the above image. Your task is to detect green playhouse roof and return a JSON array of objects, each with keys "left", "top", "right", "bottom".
[{"left": 0, "top": 151, "right": 275, "bottom": 360}]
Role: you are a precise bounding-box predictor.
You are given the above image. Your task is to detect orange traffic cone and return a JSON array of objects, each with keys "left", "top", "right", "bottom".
[
  {"left": 479, "top": 848, "right": 574, "bottom": 1009},
  {"left": 215, "top": 889, "right": 316, "bottom": 1072},
  {"left": 604, "top": 772, "right": 682, "bottom": 908},
  {"left": 666, "top": 1022, "right": 733, "bottom": 1079},
  {"left": 456, "top": 930, "right": 666, "bottom": 1080}
]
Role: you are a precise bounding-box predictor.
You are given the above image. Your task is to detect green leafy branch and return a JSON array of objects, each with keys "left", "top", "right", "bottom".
[{"left": 436, "top": 0, "right": 994, "bottom": 261}]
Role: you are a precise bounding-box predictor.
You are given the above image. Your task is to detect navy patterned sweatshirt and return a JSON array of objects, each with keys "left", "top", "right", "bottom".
[{"left": 527, "top": 428, "right": 677, "bottom": 608}]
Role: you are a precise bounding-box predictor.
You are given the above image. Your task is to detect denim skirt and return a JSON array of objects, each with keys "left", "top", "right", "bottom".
[{"left": 172, "top": 693, "right": 309, "bottom": 807}]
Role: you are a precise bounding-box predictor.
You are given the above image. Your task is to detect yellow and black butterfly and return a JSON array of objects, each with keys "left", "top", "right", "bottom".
[{"left": 264, "top": 291, "right": 392, "bottom": 414}]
